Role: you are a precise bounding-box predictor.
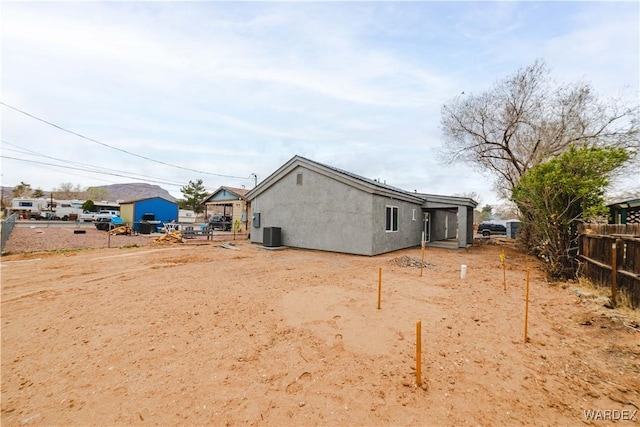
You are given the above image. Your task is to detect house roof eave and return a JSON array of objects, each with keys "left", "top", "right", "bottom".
[
  {"left": 419, "top": 193, "right": 479, "bottom": 209},
  {"left": 120, "top": 196, "right": 177, "bottom": 205},
  {"left": 246, "top": 155, "right": 425, "bottom": 204},
  {"left": 202, "top": 186, "right": 249, "bottom": 204}
]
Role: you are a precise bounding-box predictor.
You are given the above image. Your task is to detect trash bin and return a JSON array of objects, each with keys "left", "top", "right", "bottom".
[
  {"left": 139, "top": 222, "right": 152, "bottom": 234},
  {"left": 506, "top": 220, "right": 521, "bottom": 239},
  {"left": 263, "top": 227, "right": 281, "bottom": 247}
]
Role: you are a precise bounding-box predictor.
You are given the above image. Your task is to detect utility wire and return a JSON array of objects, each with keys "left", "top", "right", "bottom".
[
  {"left": 1, "top": 101, "right": 255, "bottom": 180},
  {"left": 2, "top": 139, "right": 187, "bottom": 187},
  {"left": 1, "top": 155, "right": 186, "bottom": 187}
]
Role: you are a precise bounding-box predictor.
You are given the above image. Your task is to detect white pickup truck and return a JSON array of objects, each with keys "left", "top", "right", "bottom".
[
  {"left": 78, "top": 210, "right": 120, "bottom": 222},
  {"left": 78, "top": 210, "right": 97, "bottom": 222},
  {"left": 94, "top": 210, "right": 120, "bottom": 221}
]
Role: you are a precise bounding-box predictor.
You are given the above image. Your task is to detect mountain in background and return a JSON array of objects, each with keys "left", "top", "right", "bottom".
[
  {"left": 1, "top": 183, "right": 177, "bottom": 203},
  {"left": 95, "top": 183, "right": 177, "bottom": 203}
]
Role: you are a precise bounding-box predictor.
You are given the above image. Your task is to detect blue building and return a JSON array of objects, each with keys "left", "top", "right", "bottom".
[{"left": 119, "top": 197, "right": 178, "bottom": 231}]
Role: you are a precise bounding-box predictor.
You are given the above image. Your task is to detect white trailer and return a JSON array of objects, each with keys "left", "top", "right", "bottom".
[
  {"left": 51, "top": 200, "right": 84, "bottom": 221},
  {"left": 10, "top": 198, "right": 48, "bottom": 218},
  {"left": 11, "top": 198, "right": 85, "bottom": 220}
]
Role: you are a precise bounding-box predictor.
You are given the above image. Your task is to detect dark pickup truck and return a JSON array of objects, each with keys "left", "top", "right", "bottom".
[
  {"left": 208, "top": 215, "right": 232, "bottom": 231},
  {"left": 477, "top": 222, "right": 507, "bottom": 236}
]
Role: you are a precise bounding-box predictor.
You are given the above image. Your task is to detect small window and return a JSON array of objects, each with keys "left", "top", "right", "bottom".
[
  {"left": 296, "top": 173, "right": 303, "bottom": 185},
  {"left": 412, "top": 209, "right": 417, "bottom": 221},
  {"left": 385, "top": 206, "right": 399, "bottom": 232}
]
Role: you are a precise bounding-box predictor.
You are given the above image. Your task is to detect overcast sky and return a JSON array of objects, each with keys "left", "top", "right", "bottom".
[{"left": 1, "top": 1, "right": 638, "bottom": 205}]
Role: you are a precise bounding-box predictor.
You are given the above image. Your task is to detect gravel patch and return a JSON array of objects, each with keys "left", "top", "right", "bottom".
[
  {"left": 389, "top": 255, "right": 436, "bottom": 269},
  {"left": 2, "top": 227, "right": 155, "bottom": 254},
  {"left": 2, "top": 225, "right": 247, "bottom": 254}
]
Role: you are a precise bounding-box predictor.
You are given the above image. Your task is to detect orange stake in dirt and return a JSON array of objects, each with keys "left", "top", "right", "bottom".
[
  {"left": 420, "top": 235, "right": 426, "bottom": 277},
  {"left": 611, "top": 241, "right": 618, "bottom": 306},
  {"left": 416, "top": 320, "right": 422, "bottom": 387},
  {"left": 500, "top": 249, "right": 506, "bottom": 291},
  {"left": 377, "top": 267, "right": 382, "bottom": 309},
  {"left": 524, "top": 267, "right": 530, "bottom": 343}
]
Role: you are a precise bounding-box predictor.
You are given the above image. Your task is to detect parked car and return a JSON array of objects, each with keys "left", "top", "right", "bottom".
[
  {"left": 94, "top": 210, "right": 120, "bottom": 221},
  {"left": 34, "top": 212, "right": 59, "bottom": 221},
  {"left": 78, "top": 210, "right": 97, "bottom": 222},
  {"left": 95, "top": 216, "right": 124, "bottom": 231},
  {"left": 208, "top": 215, "right": 232, "bottom": 231},
  {"left": 477, "top": 221, "right": 507, "bottom": 236}
]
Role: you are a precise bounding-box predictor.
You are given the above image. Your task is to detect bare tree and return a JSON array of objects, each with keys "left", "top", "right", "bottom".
[
  {"left": 493, "top": 201, "right": 519, "bottom": 220},
  {"left": 441, "top": 59, "right": 639, "bottom": 197},
  {"left": 86, "top": 186, "right": 109, "bottom": 202},
  {"left": 453, "top": 191, "right": 482, "bottom": 205},
  {"left": 53, "top": 182, "right": 85, "bottom": 199}
]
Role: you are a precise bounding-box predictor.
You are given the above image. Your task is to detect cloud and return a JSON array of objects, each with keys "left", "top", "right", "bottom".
[
  {"left": 543, "top": 3, "right": 639, "bottom": 95},
  {"left": 1, "top": 2, "right": 637, "bottom": 204}
]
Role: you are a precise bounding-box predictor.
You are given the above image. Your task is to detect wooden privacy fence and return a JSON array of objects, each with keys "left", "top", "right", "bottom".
[{"left": 578, "top": 224, "right": 640, "bottom": 308}]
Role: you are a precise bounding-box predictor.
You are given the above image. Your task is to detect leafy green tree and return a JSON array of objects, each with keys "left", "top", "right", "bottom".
[
  {"left": 179, "top": 179, "right": 208, "bottom": 214},
  {"left": 512, "top": 146, "right": 629, "bottom": 279},
  {"left": 82, "top": 200, "right": 96, "bottom": 212},
  {"left": 12, "top": 181, "right": 32, "bottom": 198},
  {"left": 477, "top": 204, "right": 493, "bottom": 222},
  {"left": 32, "top": 188, "right": 45, "bottom": 198}
]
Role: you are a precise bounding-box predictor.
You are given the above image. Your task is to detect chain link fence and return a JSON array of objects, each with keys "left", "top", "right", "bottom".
[{"left": 1, "top": 213, "right": 18, "bottom": 254}]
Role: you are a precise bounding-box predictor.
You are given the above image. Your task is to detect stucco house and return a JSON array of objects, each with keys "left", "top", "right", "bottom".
[{"left": 245, "top": 155, "right": 477, "bottom": 256}]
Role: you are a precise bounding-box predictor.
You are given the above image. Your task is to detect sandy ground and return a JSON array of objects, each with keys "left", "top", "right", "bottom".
[{"left": 1, "top": 228, "right": 639, "bottom": 426}]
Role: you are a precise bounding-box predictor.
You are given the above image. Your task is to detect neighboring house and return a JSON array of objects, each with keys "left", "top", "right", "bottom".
[
  {"left": 202, "top": 186, "right": 250, "bottom": 231},
  {"left": 245, "top": 155, "right": 477, "bottom": 256},
  {"left": 607, "top": 197, "right": 640, "bottom": 224},
  {"left": 119, "top": 197, "right": 178, "bottom": 231}
]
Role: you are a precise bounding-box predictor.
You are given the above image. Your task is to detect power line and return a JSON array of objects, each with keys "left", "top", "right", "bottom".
[
  {"left": 1, "top": 155, "right": 186, "bottom": 187},
  {"left": 2, "top": 139, "right": 187, "bottom": 187},
  {"left": 1, "top": 101, "right": 255, "bottom": 180}
]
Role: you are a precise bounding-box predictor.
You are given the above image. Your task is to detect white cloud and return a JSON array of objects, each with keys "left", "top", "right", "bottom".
[{"left": 1, "top": 2, "right": 637, "bottom": 203}]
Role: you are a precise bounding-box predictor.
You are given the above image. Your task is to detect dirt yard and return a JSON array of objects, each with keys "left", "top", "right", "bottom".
[{"left": 1, "top": 228, "right": 639, "bottom": 426}]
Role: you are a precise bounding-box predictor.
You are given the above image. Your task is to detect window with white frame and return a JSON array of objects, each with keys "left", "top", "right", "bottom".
[{"left": 385, "top": 206, "right": 399, "bottom": 232}]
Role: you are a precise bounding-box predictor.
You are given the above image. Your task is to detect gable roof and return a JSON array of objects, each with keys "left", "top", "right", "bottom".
[
  {"left": 245, "top": 155, "right": 477, "bottom": 208},
  {"left": 246, "top": 155, "right": 424, "bottom": 204},
  {"left": 203, "top": 186, "right": 250, "bottom": 203},
  {"left": 120, "top": 196, "right": 177, "bottom": 205}
]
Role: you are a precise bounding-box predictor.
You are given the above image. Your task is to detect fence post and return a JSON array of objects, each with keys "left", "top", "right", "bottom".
[{"left": 611, "top": 241, "right": 617, "bottom": 306}]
